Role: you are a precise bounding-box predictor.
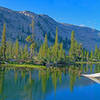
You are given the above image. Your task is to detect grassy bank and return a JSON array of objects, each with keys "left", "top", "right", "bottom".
[
  {"left": 0, "top": 64, "right": 46, "bottom": 69},
  {"left": 1, "top": 62, "right": 100, "bottom": 69},
  {"left": 76, "top": 62, "right": 100, "bottom": 64}
]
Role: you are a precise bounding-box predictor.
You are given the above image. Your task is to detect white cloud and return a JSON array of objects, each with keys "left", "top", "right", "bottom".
[{"left": 79, "top": 24, "right": 85, "bottom": 27}]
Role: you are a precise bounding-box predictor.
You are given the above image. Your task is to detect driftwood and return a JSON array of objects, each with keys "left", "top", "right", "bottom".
[
  {"left": 82, "top": 73, "right": 100, "bottom": 84},
  {"left": 82, "top": 73, "right": 100, "bottom": 78}
]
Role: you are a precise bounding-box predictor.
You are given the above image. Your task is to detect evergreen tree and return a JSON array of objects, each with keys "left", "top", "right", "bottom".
[
  {"left": 58, "top": 43, "right": 65, "bottom": 61},
  {"left": 81, "top": 49, "right": 84, "bottom": 61},
  {"left": 84, "top": 50, "right": 87, "bottom": 61},
  {"left": 90, "top": 50, "right": 93, "bottom": 60},
  {"left": 47, "top": 47, "right": 52, "bottom": 62},
  {"left": 74, "top": 40, "right": 79, "bottom": 60},
  {"left": 69, "top": 31, "right": 75, "bottom": 60},
  {"left": 69, "top": 31, "right": 84, "bottom": 62},
  {"left": 26, "top": 19, "right": 35, "bottom": 59},
  {"left": 38, "top": 34, "right": 48, "bottom": 63},
  {"left": 94, "top": 45, "right": 98, "bottom": 59},
  {"left": 1, "top": 24, "right": 6, "bottom": 60},
  {"left": 15, "top": 40, "right": 19, "bottom": 59},
  {"left": 38, "top": 45, "right": 43, "bottom": 58},
  {"left": 23, "top": 44, "right": 29, "bottom": 60},
  {"left": 19, "top": 46, "right": 24, "bottom": 59},
  {"left": 78, "top": 44, "right": 83, "bottom": 61},
  {"left": 5, "top": 41, "right": 13, "bottom": 59},
  {"left": 86, "top": 51, "right": 89, "bottom": 61},
  {"left": 98, "top": 48, "right": 100, "bottom": 59},
  {"left": 31, "top": 19, "right": 34, "bottom": 39},
  {"left": 30, "top": 43, "right": 35, "bottom": 59},
  {"left": 42, "top": 34, "right": 48, "bottom": 58},
  {"left": 52, "top": 27, "right": 58, "bottom": 63}
]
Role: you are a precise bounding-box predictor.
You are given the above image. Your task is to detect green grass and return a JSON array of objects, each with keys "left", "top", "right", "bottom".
[
  {"left": 1, "top": 61, "right": 100, "bottom": 69},
  {"left": 76, "top": 62, "right": 100, "bottom": 64},
  {"left": 0, "top": 64, "right": 46, "bottom": 69}
]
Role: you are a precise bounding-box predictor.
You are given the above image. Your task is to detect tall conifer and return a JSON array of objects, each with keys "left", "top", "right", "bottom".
[
  {"left": 15, "top": 39, "right": 19, "bottom": 59},
  {"left": 69, "top": 31, "right": 75, "bottom": 60},
  {"left": 1, "top": 24, "right": 6, "bottom": 59},
  {"left": 52, "top": 27, "right": 58, "bottom": 62}
]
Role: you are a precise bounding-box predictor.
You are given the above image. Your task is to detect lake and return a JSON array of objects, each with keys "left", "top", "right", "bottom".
[{"left": 0, "top": 64, "right": 100, "bottom": 100}]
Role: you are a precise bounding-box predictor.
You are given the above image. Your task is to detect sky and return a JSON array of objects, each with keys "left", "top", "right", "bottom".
[{"left": 0, "top": 0, "right": 100, "bottom": 30}]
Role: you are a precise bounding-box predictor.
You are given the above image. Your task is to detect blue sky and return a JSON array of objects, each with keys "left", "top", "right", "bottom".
[{"left": 0, "top": 0, "right": 100, "bottom": 30}]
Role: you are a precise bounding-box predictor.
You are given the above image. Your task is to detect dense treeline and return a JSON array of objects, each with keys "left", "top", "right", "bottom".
[{"left": 0, "top": 21, "right": 100, "bottom": 66}]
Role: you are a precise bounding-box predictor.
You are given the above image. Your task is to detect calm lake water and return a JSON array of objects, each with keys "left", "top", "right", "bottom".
[{"left": 0, "top": 64, "right": 100, "bottom": 100}]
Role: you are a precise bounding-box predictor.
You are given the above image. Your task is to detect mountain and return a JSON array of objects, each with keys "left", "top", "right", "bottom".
[{"left": 0, "top": 6, "right": 100, "bottom": 50}]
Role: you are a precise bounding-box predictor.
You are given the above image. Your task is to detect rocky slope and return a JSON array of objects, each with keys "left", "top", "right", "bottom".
[{"left": 0, "top": 6, "right": 100, "bottom": 50}]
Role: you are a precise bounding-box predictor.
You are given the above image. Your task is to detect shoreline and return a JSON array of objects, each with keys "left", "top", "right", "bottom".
[
  {"left": 1, "top": 62, "right": 100, "bottom": 69},
  {"left": 0, "top": 64, "right": 46, "bottom": 69},
  {"left": 76, "top": 62, "right": 100, "bottom": 64}
]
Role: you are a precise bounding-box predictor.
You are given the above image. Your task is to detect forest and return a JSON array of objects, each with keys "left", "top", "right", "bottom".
[{"left": 0, "top": 21, "right": 100, "bottom": 67}]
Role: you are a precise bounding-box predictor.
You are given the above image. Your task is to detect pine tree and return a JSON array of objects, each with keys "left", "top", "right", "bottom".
[
  {"left": 38, "top": 34, "right": 48, "bottom": 63},
  {"left": 94, "top": 45, "right": 98, "bottom": 59},
  {"left": 78, "top": 44, "right": 83, "bottom": 60},
  {"left": 15, "top": 40, "right": 19, "bottom": 59},
  {"left": 1, "top": 24, "right": 6, "bottom": 60},
  {"left": 90, "top": 50, "right": 93, "bottom": 60},
  {"left": 74, "top": 40, "right": 78, "bottom": 60},
  {"left": 52, "top": 27, "right": 58, "bottom": 63},
  {"left": 23, "top": 44, "right": 29, "bottom": 60},
  {"left": 38, "top": 45, "right": 43, "bottom": 58},
  {"left": 29, "top": 43, "right": 34, "bottom": 58},
  {"left": 26, "top": 19, "right": 35, "bottom": 59},
  {"left": 84, "top": 50, "right": 87, "bottom": 61},
  {"left": 86, "top": 51, "right": 89, "bottom": 61},
  {"left": 81, "top": 49, "right": 84, "bottom": 61},
  {"left": 42, "top": 34, "right": 48, "bottom": 58},
  {"left": 19, "top": 46, "right": 24, "bottom": 59},
  {"left": 98, "top": 48, "right": 100, "bottom": 59},
  {"left": 31, "top": 19, "right": 34, "bottom": 39},
  {"left": 74, "top": 40, "right": 78, "bottom": 53},
  {"left": 69, "top": 31, "right": 75, "bottom": 60},
  {"left": 5, "top": 41, "right": 13, "bottom": 59},
  {"left": 47, "top": 47, "right": 52, "bottom": 62},
  {"left": 58, "top": 43, "right": 65, "bottom": 61}
]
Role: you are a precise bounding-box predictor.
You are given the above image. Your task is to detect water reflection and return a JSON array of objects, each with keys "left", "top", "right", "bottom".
[{"left": 0, "top": 64, "right": 100, "bottom": 100}]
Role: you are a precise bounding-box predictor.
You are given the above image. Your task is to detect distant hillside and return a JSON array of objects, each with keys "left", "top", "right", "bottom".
[{"left": 0, "top": 6, "right": 100, "bottom": 50}]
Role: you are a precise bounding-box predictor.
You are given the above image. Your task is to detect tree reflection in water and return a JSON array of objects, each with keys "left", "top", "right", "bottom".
[{"left": 0, "top": 64, "right": 100, "bottom": 100}]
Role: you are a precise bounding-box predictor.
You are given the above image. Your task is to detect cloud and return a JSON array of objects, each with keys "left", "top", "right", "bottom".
[{"left": 79, "top": 24, "right": 85, "bottom": 27}]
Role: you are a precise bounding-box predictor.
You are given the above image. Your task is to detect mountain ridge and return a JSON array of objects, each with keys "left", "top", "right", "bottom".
[{"left": 0, "top": 6, "right": 100, "bottom": 50}]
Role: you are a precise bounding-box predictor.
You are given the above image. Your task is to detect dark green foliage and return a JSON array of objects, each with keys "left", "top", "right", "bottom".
[
  {"left": 26, "top": 19, "right": 36, "bottom": 59},
  {"left": 14, "top": 39, "right": 19, "bottom": 59},
  {"left": 90, "top": 50, "right": 93, "bottom": 60},
  {"left": 38, "top": 34, "right": 48, "bottom": 59},
  {"left": 52, "top": 27, "right": 59, "bottom": 63},
  {"left": 58, "top": 43, "right": 65, "bottom": 61},
  {"left": 94, "top": 45, "right": 99, "bottom": 59},
  {"left": 69, "top": 31, "right": 75, "bottom": 60},
  {"left": 5, "top": 41, "right": 13, "bottom": 59},
  {"left": 69, "top": 31, "right": 84, "bottom": 62},
  {"left": 23, "top": 44, "right": 29, "bottom": 60},
  {"left": 38, "top": 27, "right": 66, "bottom": 65},
  {"left": 0, "top": 22, "right": 99, "bottom": 66},
  {"left": 0, "top": 24, "right": 6, "bottom": 60}
]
